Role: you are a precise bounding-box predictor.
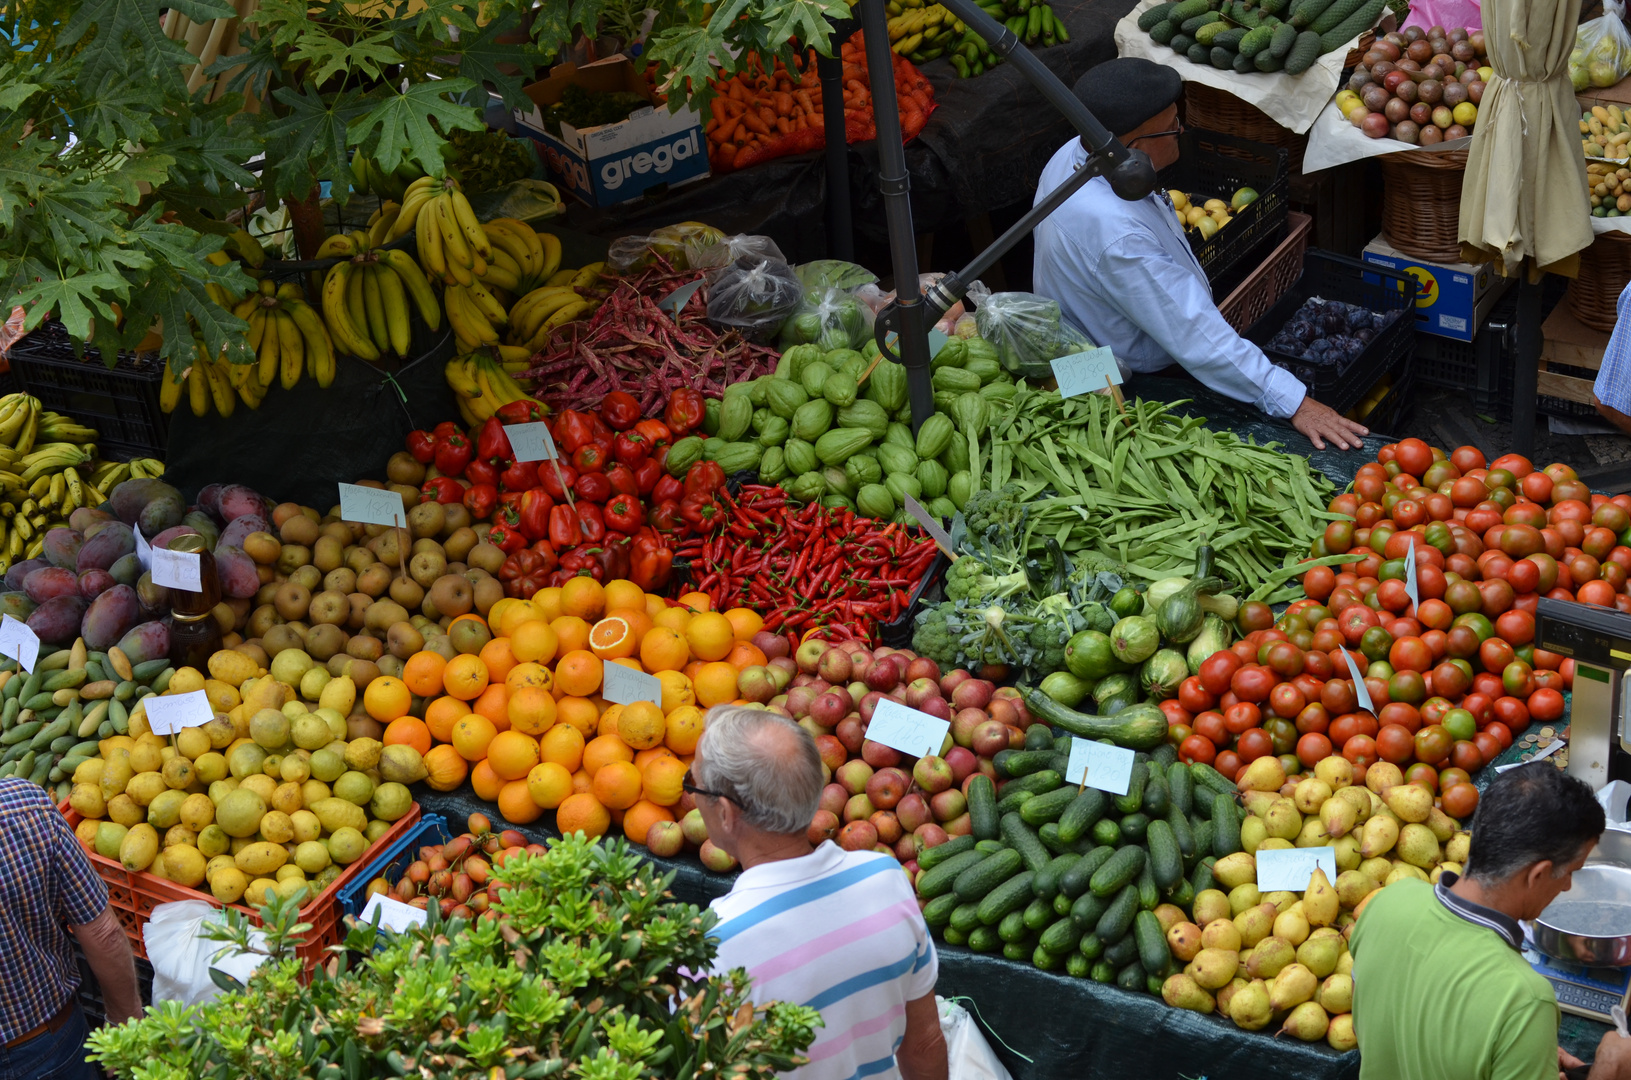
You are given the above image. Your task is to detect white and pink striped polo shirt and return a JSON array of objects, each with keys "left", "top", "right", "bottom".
[{"left": 707, "top": 842, "right": 938, "bottom": 1080}]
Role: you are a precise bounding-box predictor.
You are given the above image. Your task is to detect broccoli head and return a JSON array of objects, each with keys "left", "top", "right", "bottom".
[
  {"left": 912, "top": 603, "right": 961, "bottom": 671},
  {"left": 961, "top": 483, "right": 1028, "bottom": 541},
  {"left": 944, "top": 556, "right": 1031, "bottom": 603}
]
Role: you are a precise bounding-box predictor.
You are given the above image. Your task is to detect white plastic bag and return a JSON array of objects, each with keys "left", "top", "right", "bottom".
[
  {"left": 938, "top": 997, "right": 1014, "bottom": 1080},
  {"left": 1574, "top": 0, "right": 1631, "bottom": 92},
  {"left": 144, "top": 900, "right": 270, "bottom": 1007}
]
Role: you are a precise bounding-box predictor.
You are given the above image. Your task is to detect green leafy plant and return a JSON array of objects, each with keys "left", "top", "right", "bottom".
[{"left": 86, "top": 833, "right": 822, "bottom": 1080}]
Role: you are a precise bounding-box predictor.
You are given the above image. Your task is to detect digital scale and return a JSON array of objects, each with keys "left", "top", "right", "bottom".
[{"left": 1523, "top": 942, "right": 1631, "bottom": 1023}]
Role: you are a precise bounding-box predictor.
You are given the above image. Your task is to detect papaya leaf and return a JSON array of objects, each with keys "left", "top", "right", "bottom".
[{"left": 348, "top": 78, "right": 481, "bottom": 177}]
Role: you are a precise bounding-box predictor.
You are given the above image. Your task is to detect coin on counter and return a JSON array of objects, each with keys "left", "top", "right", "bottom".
[{"left": 1540, "top": 727, "right": 1557, "bottom": 739}]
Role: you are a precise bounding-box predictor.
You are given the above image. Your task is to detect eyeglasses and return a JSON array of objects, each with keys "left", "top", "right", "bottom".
[
  {"left": 1129, "top": 121, "right": 1184, "bottom": 146},
  {"left": 682, "top": 770, "right": 732, "bottom": 802}
]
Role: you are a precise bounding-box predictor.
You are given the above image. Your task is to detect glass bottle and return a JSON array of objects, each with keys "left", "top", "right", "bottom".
[{"left": 167, "top": 533, "right": 222, "bottom": 670}]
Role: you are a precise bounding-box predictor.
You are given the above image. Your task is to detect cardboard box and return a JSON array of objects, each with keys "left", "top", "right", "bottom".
[
  {"left": 1361, "top": 235, "right": 1514, "bottom": 342},
  {"left": 513, "top": 57, "right": 709, "bottom": 208}
]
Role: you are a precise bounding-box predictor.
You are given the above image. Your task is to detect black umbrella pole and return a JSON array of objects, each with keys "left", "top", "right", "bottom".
[
  {"left": 858, "top": 0, "right": 935, "bottom": 430},
  {"left": 817, "top": 51, "right": 854, "bottom": 261},
  {"left": 1513, "top": 274, "right": 1541, "bottom": 460}
]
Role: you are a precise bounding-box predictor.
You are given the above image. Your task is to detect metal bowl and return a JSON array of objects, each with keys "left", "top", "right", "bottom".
[{"left": 1533, "top": 864, "right": 1631, "bottom": 967}]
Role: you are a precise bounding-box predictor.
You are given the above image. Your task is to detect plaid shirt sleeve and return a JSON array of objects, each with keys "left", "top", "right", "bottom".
[{"left": 1594, "top": 280, "right": 1631, "bottom": 413}]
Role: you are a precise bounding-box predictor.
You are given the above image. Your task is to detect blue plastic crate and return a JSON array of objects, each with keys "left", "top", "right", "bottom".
[{"left": 337, "top": 813, "right": 453, "bottom": 919}]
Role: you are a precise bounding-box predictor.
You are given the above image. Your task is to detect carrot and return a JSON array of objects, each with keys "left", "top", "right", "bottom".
[
  {"left": 718, "top": 143, "right": 737, "bottom": 168},
  {"left": 713, "top": 115, "right": 741, "bottom": 143},
  {"left": 772, "top": 91, "right": 792, "bottom": 113},
  {"left": 796, "top": 89, "right": 817, "bottom": 114},
  {"left": 742, "top": 110, "right": 770, "bottom": 135},
  {"left": 729, "top": 80, "right": 749, "bottom": 102}
]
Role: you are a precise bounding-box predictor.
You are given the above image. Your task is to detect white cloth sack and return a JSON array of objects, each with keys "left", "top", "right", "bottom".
[
  {"left": 1303, "top": 98, "right": 1473, "bottom": 172},
  {"left": 938, "top": 997, "right": 1013, "bottom": 1080},
  {"left": 143, "top": 900, "right": 271, "bottom": 1007}
]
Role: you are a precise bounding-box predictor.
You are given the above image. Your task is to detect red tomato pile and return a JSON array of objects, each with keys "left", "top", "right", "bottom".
[{"left": 1157, "top": 438, "right": 1602, "bottom": 822}]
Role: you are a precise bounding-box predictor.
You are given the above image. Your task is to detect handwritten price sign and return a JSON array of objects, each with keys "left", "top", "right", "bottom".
[
  {"left": 337, "top": 483, "right": 408, "bottom": 528},
  {"left": 866, "top": 699, "right": 950, "bottom": 760}
]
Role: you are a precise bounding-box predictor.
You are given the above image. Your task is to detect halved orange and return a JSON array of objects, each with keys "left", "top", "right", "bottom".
[{"left": 589, "top": 616, "right": 638, "bottom": 660}]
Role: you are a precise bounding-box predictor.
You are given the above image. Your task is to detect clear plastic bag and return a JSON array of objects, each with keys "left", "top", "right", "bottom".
[
  {"left": 605, "top": 222, "right": 732, "bottom": 273},
  {"left": 968, "top": 282, "right": 1094, "bottom": 379},
  {"left": 705, "top": 256, "right": 804, "bottom": 340},
  {"left": 780, "top": 286, "right": 876, "bottom": 350},
  {"left": 685, "top": 233, "right": 785, "bottom": 271},
  {"left": 794, "top": 260, "right": 878, "bottom": 292},
  {"left": 1574, "top": 0, "right": 1631, "bottom": 92}
]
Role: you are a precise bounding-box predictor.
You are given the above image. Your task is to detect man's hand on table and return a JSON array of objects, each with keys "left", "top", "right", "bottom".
[{"left": 1291, "top": 396, "right": 1369, "bottom": 451}]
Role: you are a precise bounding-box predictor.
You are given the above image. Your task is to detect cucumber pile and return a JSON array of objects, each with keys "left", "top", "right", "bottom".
[
  {"left": 916, "top": 726, "right": 1247, "bottom": 989},
  {"left": 885, "top": 0, "right": 1070, "bottom": 76},
  {"left": 1136, "top": 0, "right": 1384, "bottom": 75}
]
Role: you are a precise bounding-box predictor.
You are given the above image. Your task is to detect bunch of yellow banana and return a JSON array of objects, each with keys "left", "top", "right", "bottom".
[
  {"left": 159, "top": 342, "right": 241, "bottom": 420},
  {"left": 445, "top": 282, "right": 512, "bottom": 355},
  {"left": 317, "top": 231, "right": 441, "bottom": 363},
  {"left": 202, "top": 228, "right": 269, "bottom": 307},
  {"left": 478, "top": 218, "right": 562, "bottom": 295},
  {"left": 350, "top": 153, "right": 424, "bottom": 202},
  {"left": 227, "top": 280, "right": 336, "bottom": 403},
  {"left": 443, "top": 350, "right": 547, "bottom": 428},
  {"left": 391, "top": 177, "right": 492, "bottom": 288},
  {"left": 502, "top": 263, "right": 606, "bottom": 354}
]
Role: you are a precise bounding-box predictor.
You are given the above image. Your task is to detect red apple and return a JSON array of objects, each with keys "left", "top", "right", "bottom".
[
  {"left": 818, "top": 647, "right": 853, "bottom": 684},
  {"left": 912, "top": 755, "right": 955, "bottom": 794},
  {"left": 866, "top": 766, "right": 910, "bottom": 810},
  {"left": 810, "top": 691, "right": 849, "bottom": 727},
  {"left": 820, "top": 783, "right": 848, "bottom": 817},
  {"left": 861, "top": 739, "right": 903, "bottom": 769},
  {"left": 844, "top": 793, "right": 876, "bottom": 823},
  {"left": 837, "top": 820, "right": 878, "bottom": 851},
  {"left": 807, "top": 809, "right": 840, "bottom": 845},
  {"left": 952, "top": 707, "right": 987, "bottom": 747},
  {"left": 647, "top": 820, "right": 685, "bottom": 857},
  {"left": 699, "top": 839, "right": 738, "bottom": 872},
  {"left": 681, "top": 808, "right": 709, "bottom": 846},
  {"left": 753, "top": 630, "right": 789, "bottom": 660},
  {"left": 945, "top": 746, "right": 978, "bottom": 782},
  {"left": 943, "top": 812, "right": 973, "bottom": 837},
  {"left": 931, "top": 788, "right": 968, "bottom": 822},
  {"left": 919, "top": 696, "right": 953, "bottom": 723},
  {"left": 913, "top": 823, "right": 950, "bottom": 854},
  {"left": 904, "top": 678, "right": 941, "bottom": 710},
  {"left": 795, "top": 638, "right": 829, "bottom": 674},
  {"left": 785, "top": 685, "right": 816, "bottom": 718},
  {"left": 972, "top": 719, "right": 1011, "bottom": 759},
  {"left": 870, "top": 810, "right": 903, "bottom": 845},
  {"left": 940, "top": 668, "right": 973, "bottom": 697},
  {"left": 952, "top": 679, "right": 995, "bottom": 710},
  {"left": 866, "top": 658, "right": 901, "bottom": 693},
  {"left": 835, "top": 759, "right": 874, "bottom": 795},
  {"left": 835, "top": 716, "right": 866, "bottom": 754},
  {"left": 815, "top": 734, "right": 848, "bottom": 772},
  {"left": 896, "top": 792, "right": 933, "bottom": 833}
]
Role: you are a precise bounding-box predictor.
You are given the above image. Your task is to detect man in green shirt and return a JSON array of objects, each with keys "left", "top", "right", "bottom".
[{"left": 1351, "top": 764, "right": 1631, "bottom": 1080}]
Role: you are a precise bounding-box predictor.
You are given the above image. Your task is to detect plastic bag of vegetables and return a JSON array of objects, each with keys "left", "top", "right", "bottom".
[
  {"left": 605, "top": 221, "right": 729, "bottom": 273},
  {"left": 968, "top": 282, "right": 1095, "bottom": 379},
  {"left": 686, "top": 233, "right": 786, "bottom": 271},
  {"left": 706, "top": 256, "right": 805, "bottom": 341},
  {"left": 780, "top": 286, "right": 875, "bottom": 351},
  {"left": 794, "top": 260, "right": 877, "bottom": 291},
  {"left": 1574, "top": 0, "right": 1631, "bottom": 91}
]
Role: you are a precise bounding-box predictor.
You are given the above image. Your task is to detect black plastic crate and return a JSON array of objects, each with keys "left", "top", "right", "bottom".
[
  {"left": 73, "top": 938, "right": 155, "bottom": 1030},
  {"left": 9, "top": 321, "right": 167, "bottom": 460},
  {"left": 1244, "top": 250, "right": 1417, "bottom": 415},
  {"left": 1158, "top": 128, "right": 1290, "bottom": 288},
  {"left": 878, "top": 550, "right": 949, "bottom": 649}
]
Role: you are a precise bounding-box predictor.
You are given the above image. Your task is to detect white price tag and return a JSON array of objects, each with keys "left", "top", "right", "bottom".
[
  {"left": 866, "top": 699, "right": 950, "bottom": 760},
  {"left": 658, "top": 280, "right": 704, "bottom": 317},
  {"left": 903, "top": 494, "right": 955, "bottom": 554},
  {"left": 0, "top": 614, "right": 39, "bottom": 673},
  {"left": 359, "top": 892, "right": 429, "bottom": 933},
  {"left": 143, "top": 690, "right": 215, "bottom": 736},
  {"left": 1064, "top": 739, "right": 1136, "bottom": 795},
  {"left": 1405, "top": 535, "right": 1420, "bottom": 611},
  {"left": 1341, "top": 649, "right": 1375, "bottom": 713},
  {"left": 134, "top": 526, "right": 152, "bottom": 572},
  {"left": 1255, "top": 847, "right": 1338, "bottom": 892},
  {"left": 505, "top": 422, "right": 559, "bottom": 463},
  {"left": 149, "top": 546, "right": 201, "bottom": 592},
  {"left": 337, "top": 483, "right": 408, "bottom": 528},
  {"left": 1051, "top": 347, "right": 1122, "bottom": 399},
  {"left": 601, "top": 662, "right": 663, "bottom": 707}
]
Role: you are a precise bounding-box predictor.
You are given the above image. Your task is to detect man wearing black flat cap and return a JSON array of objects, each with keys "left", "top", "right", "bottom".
[{"left": 1032, "top": 57, "right": 1369, "bottom": 451}]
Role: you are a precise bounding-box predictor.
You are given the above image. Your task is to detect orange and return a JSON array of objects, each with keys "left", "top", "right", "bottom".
[
  {"left": 382, "top": 716, "right": 431, "bottom": 755},
  {"left": 607, "top": 606, "right": 653, "bottom": 641},
  {"left": 510, "top": 620, "right": 559, "bottom": 665},
  {"left": 496, "top": 779, "right": 543, "bottom": 824},
  {"left": 363, "top": 676, "right": 412, "bottom": 722},
  {"left": 644, "top": 593, "right": 670, "bottom": 619},
  {"left": 557, "top": 792, "right": 611, "bottom": 838},
  {"left": 549, "top": 616, "right": 591, "bottom": 655},
  {"left": 677, "top": 591, "right": 713, "bottom": 612},
  {"left": 540, "top": 723, "right": 586, "bottom": 772},
  {"left": 653, "top": 606, "right": 692, "bottom": 633},
  {"left": 570, "top": 768, "right": 594, "bottom": 794},
  {"left": 640, "top": 754, "right": 687, "bottom": 806},
  {"left": 724, "top": 641, "right": 768, "bottom": 669},
  {"left": 589, "top": 616, "right": 639, "bottom": 660},
  {"left": 685, "top": 612, "right": 734, "bottom": 662},
  {"left": 505, "top": 661, "right": 552, "bottom": 695},
  {"left": 656, "top": 671, "right": 695, "bottom": 714},
  {"left": 596, "top": 704, "right": 624, "bottom": 738},
  {"left": 470, "top": 758, "right": 504, "bottom": 801},
  {"left": 621, "top": 800, "right": 674, "bottom": 846},
  {"left": 507, "top": 685, "right": 557, "bottom": 735},
  {"left": 531, "top": 587, "right": 564, "bottom": 622},
  {"left": 451, "top": 713, "right": 498, "bottom": 762},
  {"left": 560, "top": 577, "right": 606, "bottom": 621},
  {"left": 682, "top": 659, "right": 706, "bottom": 683},
  {"left": 555, "top": 697, "right": 600, "bottom": 738},
  {"left": 488, "top": 598, "right": 520, "bottom": 632},
  {"left": 496, "top": 600, "right": 539, "bottom": 638},
  {"left": 526, "top": 761, "right": 573, "bottom": 809},
  {"left": 640, "top": 627, "right": 690, "bottom": 672},
  {"left": 582, "top": 732, "right": 635, "bottom": 775},
  {"left": 472, "top": 683, "right": 510, "bottom": 732},
  {"left": 478, "top": 637, "right": 518, "bottom": 683},
  {"left": 554, "top": 650, "right": 603, "bottom": 697},
  {"left": 634, "top": 746, "right": 676, "bottom": 769},
  {"left": 442, "top": 654, "right": 490, "bottom": 700},
  {"left": 425, "top": 696, "right": 471, "bottom": 743},
  {"left": 693, "top": 662, "right": 740, "bottom": 707},
  {"left": 603, "top": 579, "right": 645, "bottom": 613},
  {"left": 402, "top": 651, "right": 448, "bottom": 697},
  {"left": 487, "top": 730, "right": 541, "bottom": 781},
  {"left": 664, "top": 705, "right": 706, "bottom": 755},
  {"left": 591, "top": 759, "right": 643, "bottom": 810},
  {"left": 422, "top": 743, "right": 468, "bottom": 792},
  {"left": 617, "top": 701, "right": 666, "bottom": 750},
  {"left": 724, "top": 607, "right": 764, "bottom": 641}
]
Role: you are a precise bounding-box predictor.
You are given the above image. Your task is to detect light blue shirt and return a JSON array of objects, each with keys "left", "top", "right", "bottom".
[
  {"left": 1594, "top": 279, "right": 1631, "bottom": 414},
  {"left": 1032, "top": 138, "right": 1308, "bottom": 419}
]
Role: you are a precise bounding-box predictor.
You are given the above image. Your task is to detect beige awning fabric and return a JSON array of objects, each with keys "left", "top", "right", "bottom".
[{"left": 1458, "top": 0, "right": 1593, "bottom": 277}]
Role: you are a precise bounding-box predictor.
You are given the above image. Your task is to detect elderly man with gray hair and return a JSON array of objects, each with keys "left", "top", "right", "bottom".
[{"left": 692, "top": 705, "right": 947, "bottom": 1080}]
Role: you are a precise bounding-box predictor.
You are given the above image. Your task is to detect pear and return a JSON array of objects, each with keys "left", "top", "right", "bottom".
[
  {"left": 1262, "top": 890, "right": 1297, "bottom": 913},
  {"left": 1314, "top": 755, "right": 1353, "bottom": 790},
  {"left": 1237, "top": 756, "right": 1287, "bottom": 793},
  {"left": 1320, "top": 798, "right": 1358, "bottom": 839},
  {"left": 1304, "top": 866, "right": 1340, "bottom": 927},
  {"left": 1336, "top": 949, "right": 1354, "bottom": 976},
  {"left": 1264, "top": 799, "right": 1303, "bottom": 841},
  {"left": 1213, "top": 852, "right": 1258, "bottom": 890},
  {"left": 1386, "top": 863, "right": 1430, "bottom": 886},
  {"left": 1234, "top": 903, "right": 1275, "bottom": 947},
  {"left": 1162, "top": 973, "right": 1216, "bottom": 1014},
  {"left": 1384, "top": 783, "right": 1433, "bottom": 823},
  {"left": 1194, "top": 889, "right": 1232, "bottom": 926},
  {"left": 1297, "top": 932, "right": 1344, "bottom": 978},
  {"left": 1241, "top": 789, "right": 1280, "bottom": 819},
  {"left": 1216, "top": 976, "right": 1250, "bottom": 1016},
  {"left": 1426, "top": 806, "right": 1458, "bottom": 843},
  {"left": 1282, "top": 1001, "right": 1331, "bottom": 1042},
  {"left": 1359, "top": 815, "right": 1399, "bottom": 858},
  {"left": 1364, "top": 761, "right": 1404, "bottom": 794},
  {"left": 1241, "top": 815, "right": 1269, "bottom": 855},
  {"left": 1337, "top": 910, "right": 1357, "bottom": 933},
  {"left": 1188, "top": 947, "right": 1240, "bottom": 990},
  {"left": 1319, "top": 973, "right": 1354, "bottom": 1014},
  {"left": 1297, "top": 817, "right": 1332, "bottom": 848},
  {"left": 1447, "top": 831, "right": 1471, "bottom": 864},
  {"left": 1333, "top": 835, "right": 1361, "bottom": 872},
  {"left": 1228, "top": 979, "right": 1274, "bottom": 1031},
  {"left": 1397, "top": 823, "right": 1442, "bottom": 869},
  {"left": 1327, "top": 1012, "right": 1357, "bottom": 1051},
  {"left": 1167, "top": 921, "right": 1204, "bottom": 962},
  {"left": 1274, "top": 902, "right": 1311, "bottom": 946},
  {"left": 1228, "top": 883, "right": 1262, "bottom": 916},
  {"left": 1202, "top": 918, "right": 1243, "bottom": 952},
  {"left": 1359, "top": 855, "right": 1393, "bottom": 885},
  {"left": 1259, "top": 838, "right": 1294, "bottom": 852},
  {"left": 1269, "top": 962, "right": 1318, "bottom": 1012},
  {"left": 1245, "top": 935, "right": 1295, "bottom": 979},
  {"left": 1335, "top": 869, "right": 1376, "bottom": 909},
  {"left": 1335, "top": 784, "right": 1373, "bottom": 824},
  {"left": 1293, "top": 777, "right": 1333, "bottom": 815}
]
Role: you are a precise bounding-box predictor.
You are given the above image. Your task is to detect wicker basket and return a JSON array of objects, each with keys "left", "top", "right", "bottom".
[
  {"left": 1344, "top": 30, "right": 1377, "bottom": 70},
  {"left": 1182, "top": 83, "right": 1308, "bottom": 176},
  {"left": 1378, "top": 147, "right": 1469, "bottom": 263},
  {"left": 1218, "top": 211, "right": 1314, "bottom": 332},
  {"left": 1568, "top": 230, "right": 1631, "bottom": 331}
]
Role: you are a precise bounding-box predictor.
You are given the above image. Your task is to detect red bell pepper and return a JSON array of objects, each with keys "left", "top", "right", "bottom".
[
  {"left": 575, "top": 503, "right": 606, "bottom": 543},
  {"left": 477, "top": 416, "right": 514, "bottom": 465},
  {"left": 648, "top": 500, "right": 683, "bottom": 533},
  {"left": 434, "top": 432, "right": 472, "bottom": 477},
  {"left": 554, "top": 410, "right": 597, "bottom": 454},
  {"left": 406, "top": 429, "right": 438, "bottom": 464},
  {"left": 585, "top": 413, "right": 613, "bottom": 442},
  {"left": 590, "top": 538, "right": 631, "bottom": 581},
  {"left": 572, "top": 442, "right": 607, "bottom": 474},
  {"left": 665, "top": 389, "right": 706, "bottom": 434},
  {"left": 500, "top": 460, "right": 539, "bottom": 492},
  {"left": 679, "top": 492, "right": 722, "bottom": 529},
  {"left": 433, "top": 421, "right": 460, "bottom": 441},
  {"left": 498, "top": 546, "right": 558, "bottom": 598},
  {"left": 465, "top": 458, "right": 500, "bottom": 488},
  {"left": 684, "top": 461, "right": 727, "bottom": 497},
  {"left": 604, "top": 494, "right": 645, "bottom": 533},
  {"left": 605, "top": 463, "right": 639, "bottom": 498},
  {"left": 630, "top": 534, "right": 674, "bottom": 592},
  {"left": 549, "top": 504, "right": 581, "bottom": 548},
  {"left": 634, "top": 418, "right": 672, "bottom": 448},
  {"left": 652, "top": 475, "right": 684, "bottom": 505},
  {"left": 463, "top": 482, "right": 499, "bottom": 521},
  {"left": 558, "top": 547, "right": 603, "bottom": 580},
  {"left": 519, "top": 488, "right": 553, "bottom": 542},
  {"left": 487, "top": 505, "right": 527, "bottom": 554},
  {"left": 599, "top": 390, "right": 642, "bottom": 432},
  {"left": 421, "top": 477, "right": 464, "bottom": 504},
  {"left": 539, "top": 462, "right": 579, "bottom": 501},
  {"left": 575, "top": 471, "right": 612, "bottom": 503},
  {"left": 496, "top": 400, "right": 549, "bottom": 425},
  {"left": 499, "top": 489, "right": 525, "bottom": 515},
  {"left": 613, "top": 430, "right": 649, "bottom": 467},
  {"left": 633, "top": 458, "right": 663, "bottom": 496}
]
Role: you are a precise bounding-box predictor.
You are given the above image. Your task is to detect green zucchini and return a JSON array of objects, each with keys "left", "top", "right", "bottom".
[
  {"left": 1091, "top": 960, "right": 1115, "bottom": 983},
  {"left": 1060, "top": 845, "right": 1116, "bottom": 899},
  {"left": 1004, "top": 940, "right": 1035, "bottom": 962},
  {"left": 967, "top": 925, "right": 1001, "bottom": 952},
  {"left": 1040, "top": 916, "right": 1083, "bottom": 956},
  {"left": 1034, "top": 853, "right": 1080, "bottom": 900},
  {"left": 916, "top": 848, "right": 987, "bottom": 898},
  {"left": 1023, "top": 897, "right": 1055, "bottom": 932},
  {"left": 1190, "top": 761, "right": 1235, "bottom": 798},
  {"left": 1213, "top": 792, "right": 1242, "bottom": 858},
  {"left": 995, "top": 789, "right": 1035, "bottom": 816},
  {"left": 1119, "top": 812, "right": 1150, "bottom": 843},
  {"left": 922, "top": 893, "right": 961, "bottom": 928},
  {"left": 1148, "top": 818, "right": 1183, "bottom": 889},
  {"left": 1066, "top": 952, "right": 1091, "bottom": 978},
  {"left": 1023, "top": 694, "right": 1168, "bottom": 750},
  {"left": 1168, "top": 804, "right": 1195, "bottom": 858},
  {"left": 1020, "top": 786, "right": 1078, "bottom": 827},
  {"left": 1024, "top": 724, "right": 1056, "bottom": 752},
  {"left": 1092, "top": 818, "right": 1122, "bottom": 847},
  {"left": 950, "top": 901, "right": 985, "bottom": 933},
  {"left": 1115, "top": 762, "right": 1148, "bottom": 815},
  {"left": 1057, "top": 788, "right": 1108, "bottom": 845},
  {"left": 1166, "top": 878, "right": 1196, "bottom": 909},
  {"left": 1053, "top": 893, "right": 1074, "bottom": 916},
  {"left": 954, "top": 848, "right": 1024, "bottom": 901},
  {"left": 1284, "top": 28, "right": 1322, "bottom": 72},
  {"left": 1138, "top": 861, "right": 1160, "bottom": 911},
  {"left": 1033, "top": 944, "right": 1063, "bottom": 971},
  {"left": 967, "top": 775, "right": 999, "bottom": 841},
  {"left": 1079, "top": 932, "right": 1104, "bottom": 960},
  {"left": 942, "top": 925, "right": 969, "bottom": 946},
  {"left": 1104, "top": 932, "right": 1141, "bottom": 968},
  {"left": 1190, "top": 820, "right": 1216, "bottom": 867},
  {"left": 976, "top": 839, "right": 1007, "bottom": 854},
  {"left": 998, "top": 909, "right": 1030, "bottom": 942},
  {"left": 1192, "top": 856, "right": 1217, "bottom": 895},
  {"left": 1097, "top": 883, "right": 1140, "bottom": 944},
  {"left": 996, "top": 749, "right": 1055, "bottom": 778},
  {"left": 1150, "top": 743, "right": 1177, "bottom": 771},
  {"left": 1039, "top": 822, "right": 1096, "bottom": 855},
  {"left": 976, "top": 870, "right": 1037, "bottom": 925},
  {"left": 1142, "top": 767, "right": 1170, "bottom": 815},
  {"left": 1090, "top": 845, "right": 1147, "bottom": 898},
  {"left": 918, "top": 834, "right": 976, "bottom": 870},
  {"left": 1165, "top": 761, "right": 1193, "bottom": 815},
  {"left": 1116, "top": 960, "right": 1148, "bottom": 992},
  {"left": 1000, "top": 769, "right": 1062, "bottom": 798},
  {"left": 1001, "top": 813, "right": 1052, "bottom": 873}
]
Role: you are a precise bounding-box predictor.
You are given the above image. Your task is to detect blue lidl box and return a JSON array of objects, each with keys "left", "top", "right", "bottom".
[
  {"left": 514, "top": 58, "right": 709, "bottom": 208},
  {"left": 1361, "top": 234, "right": 1513, "bottom": 342}
]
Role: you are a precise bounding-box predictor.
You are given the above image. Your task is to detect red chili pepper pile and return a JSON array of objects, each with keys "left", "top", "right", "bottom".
[
  {"left": 675, "top": 485, "right": 940, "bottom": 648},
  {"left": 520, "top": 258, "right": 779, "bottom": 414}
]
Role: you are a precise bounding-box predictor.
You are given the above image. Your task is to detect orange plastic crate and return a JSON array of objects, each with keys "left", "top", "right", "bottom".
[{"left": 62, "top": 803, "right": 421, "bottom": 973}]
